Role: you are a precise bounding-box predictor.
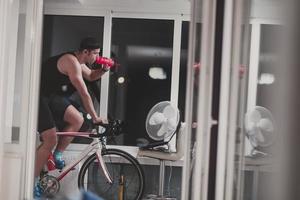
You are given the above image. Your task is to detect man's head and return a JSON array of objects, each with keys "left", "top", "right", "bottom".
[{"left": 79, "top": 37, "right": 101, "bottom": 64}]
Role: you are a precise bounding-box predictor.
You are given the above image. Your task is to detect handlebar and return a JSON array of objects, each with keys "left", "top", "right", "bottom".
[{"left": 90, "top": 119, "right": 123, "bottom": 138}]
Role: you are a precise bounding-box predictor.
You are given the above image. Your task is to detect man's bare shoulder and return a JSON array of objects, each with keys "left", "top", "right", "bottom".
[
  {"left": 57, "top": 53, "right": 80, "bottom": 74},
  {"left": 59, "top": 53, "right": 77, "bottom": 63}
]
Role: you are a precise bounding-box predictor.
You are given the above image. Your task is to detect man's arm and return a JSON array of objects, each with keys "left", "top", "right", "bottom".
[
  {"left": 81, "top": 64, "right": 107, "bottom": 81},
  {"left": 58, "top": 56, "right": 100, "bottom": 122}
]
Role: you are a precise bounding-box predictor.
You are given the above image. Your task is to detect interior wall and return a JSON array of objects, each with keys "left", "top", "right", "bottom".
[
  {"left": 43, "top": 0, "right": 283, "bottom": 21},
  {"left": 250, "top": 0, "right": 282, "bottom": 21},
  {"left": 44, "top": 0, "right": 192, "bottom": 16}
]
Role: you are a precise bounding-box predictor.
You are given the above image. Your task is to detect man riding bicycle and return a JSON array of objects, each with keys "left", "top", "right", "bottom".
[{"left": 35, "top": 37, "right": 112, "bottom": 198}]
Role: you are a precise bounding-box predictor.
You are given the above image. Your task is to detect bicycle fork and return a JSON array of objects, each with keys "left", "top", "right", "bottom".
[{"left": 95, "top": 144, "right": 113, "bottom": 184}]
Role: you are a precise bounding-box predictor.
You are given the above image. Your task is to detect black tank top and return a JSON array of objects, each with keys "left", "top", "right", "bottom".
[{"left": 40, "top": 52, "right": 77, "bottom": 97}]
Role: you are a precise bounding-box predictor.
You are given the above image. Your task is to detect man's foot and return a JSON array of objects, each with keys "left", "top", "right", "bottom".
[
  {"left": 33, "top": 182, "right": 43, "bottom": 199},
  {"left": 53, "top": 150, "right": 65, "bottom": 170}
]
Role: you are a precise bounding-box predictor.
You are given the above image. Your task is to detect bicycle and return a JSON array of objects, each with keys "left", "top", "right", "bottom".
[{"left": 39, "top": 120, "right": 145, "bottom": 200}]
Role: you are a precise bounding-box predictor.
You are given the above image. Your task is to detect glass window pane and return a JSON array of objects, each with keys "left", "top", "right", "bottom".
[
  {"left": 178, "top": 21, "right": 201, "bottom": 122},
  {"left": 187, "top": 21, "right": 202, "bottom": 200},
  {"left": 231, "top": 16, "right": 283, "bottom": 200},
  {"left": 109, "top": 18, "right": 174, "bottom": 145},
  {"left": 178, "top": 21, "right": 189, "bottom": 121},
  {"left": 42, "top": 15, "right": 104, "bottom": 59},
  {"left": 256, "top": 25, "right": 282, "bottom": 110}
]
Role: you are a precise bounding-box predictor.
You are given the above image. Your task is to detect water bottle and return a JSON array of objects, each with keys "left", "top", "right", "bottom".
[{"left": 95, "top": 56, "right": 114, "bottom": 67}]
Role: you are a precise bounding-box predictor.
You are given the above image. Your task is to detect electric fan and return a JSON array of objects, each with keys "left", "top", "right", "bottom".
[
  {"left": 143, "top": 101, "right": 180, "bottom": 149},
  {"left": 244, "top": 106, "right": 275, "bottom": 156},
  {"left": 138, "top": 101, "right": 183, "bottom": 199}
]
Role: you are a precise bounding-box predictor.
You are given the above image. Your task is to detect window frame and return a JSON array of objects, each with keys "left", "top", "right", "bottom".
[{"left": 43, "top": 9, "right": 190, "bottom": 150}]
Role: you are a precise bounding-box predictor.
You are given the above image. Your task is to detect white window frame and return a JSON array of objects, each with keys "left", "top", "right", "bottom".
[
  {"left": 3, "top": 0, "right": 20, "bottom": 143},
  {"left": 0, "top": 0, "right": 11, "bottom": 194},
  {"left": 180, "top": 0, "right": 217, "bottom": 199},
  {"left": 247, "top": 19, "right": 282, "bottom": 111},
  {"left": 99, "top": 11, "right": 112, "bottom": 117}
]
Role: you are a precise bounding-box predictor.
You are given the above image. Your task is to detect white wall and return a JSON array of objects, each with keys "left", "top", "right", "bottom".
[
  {"left": 0, "top": 0, "right": 43, "bottom": 199},
  {"left": 44, "top": 0, "right": 283, "bottom": 21},
  {"left": 44, "top": 0, "right": 192, "bottom": 16},
  {"left": 251, "top": 0, "right": 283, "bottom": 21}
]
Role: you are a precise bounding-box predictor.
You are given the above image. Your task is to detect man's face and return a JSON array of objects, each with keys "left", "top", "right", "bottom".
[{"left": 85, "top": 48, "right": 100, "bottom": 64}]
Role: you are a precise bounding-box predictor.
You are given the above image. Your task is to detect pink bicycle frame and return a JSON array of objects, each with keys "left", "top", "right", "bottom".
[{"left": 53, "top": 131, "right": 113, "bottom": 184}]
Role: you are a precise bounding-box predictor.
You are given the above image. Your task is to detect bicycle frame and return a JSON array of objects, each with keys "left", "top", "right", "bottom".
[{"left": 53, "top": 132, "right": 113, "bottom": 184}]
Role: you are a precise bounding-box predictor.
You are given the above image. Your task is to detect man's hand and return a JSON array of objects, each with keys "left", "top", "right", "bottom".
[
  {"left": 101, "top": 64, "right": 111, "bottom": 72},
  {"left": 93, "top": 116, "right": 108, "bottom": 124},
  {"left": 95, "top": 57, "right": 114, "bottom": 68}
]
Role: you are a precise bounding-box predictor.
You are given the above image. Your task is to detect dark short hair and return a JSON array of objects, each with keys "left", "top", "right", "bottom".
[{"left": 79, "top": 37, "right": 100, "bottom": 51}]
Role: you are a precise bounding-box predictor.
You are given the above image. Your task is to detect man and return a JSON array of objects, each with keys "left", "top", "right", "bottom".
[{"left": 35, "top": 37, "right": 111, "bottom": 197}]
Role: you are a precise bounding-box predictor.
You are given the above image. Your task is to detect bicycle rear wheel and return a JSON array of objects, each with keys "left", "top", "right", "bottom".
[{"left": 78, "top": 148, "right": 145, "bottom": 200}]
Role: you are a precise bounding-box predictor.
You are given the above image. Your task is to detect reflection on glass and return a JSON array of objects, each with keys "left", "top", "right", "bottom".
[
  {"left": 233, "top": 24, "right": 252, "bottom": 200},
  {"left": 178, "top": 21, "right": 201, "bottom": 121},
  {"left": 188, "top": 23, "right": 202, "bottom": 200},
  {"left": 109, "top": 18, "right": 174, "bottom": 145},
  {"left": 232, "top": 14, "right": 283, "bottom": 200},
  {"left": 256, "top": 25, "right": 282, "bottom": 110},
  {"left": 242, "top": 24, "right": 282, "bottom": 200},
  {"left": 179, "top": 18, "right": 201, "bottom": 199}
]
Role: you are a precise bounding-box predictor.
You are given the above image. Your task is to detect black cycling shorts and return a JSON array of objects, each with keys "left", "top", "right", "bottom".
[{"left": 37, "top": 95, "right": 72, "bottom": 133}]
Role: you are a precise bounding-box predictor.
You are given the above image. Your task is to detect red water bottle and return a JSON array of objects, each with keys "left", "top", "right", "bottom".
[
  {"left": 47, "top": 153, "right": 56, "bottom": 171},
  {"left": 95, "top": 56, "right": 114, "bottom": 67}
]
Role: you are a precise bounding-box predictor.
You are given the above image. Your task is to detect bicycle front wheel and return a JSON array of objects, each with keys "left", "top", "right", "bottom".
[{"left": 78, "top": 148, "right": 145, "bottom": 200}]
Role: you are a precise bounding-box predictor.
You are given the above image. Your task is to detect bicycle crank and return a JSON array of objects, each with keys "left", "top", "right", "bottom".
[{"left": 40, "top": 175, "right": 60, "bottom": 197}]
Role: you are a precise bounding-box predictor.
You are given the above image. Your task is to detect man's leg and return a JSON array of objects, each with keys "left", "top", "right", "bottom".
[
  {"left": 35, "top": 128, "right": 57, "bottom": 177},
  {"left": 55, "top": 105, "right": 84, "bottom": 152},
  {"left": 36, "top": 97, "right": 57, "bottom": 177}
]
